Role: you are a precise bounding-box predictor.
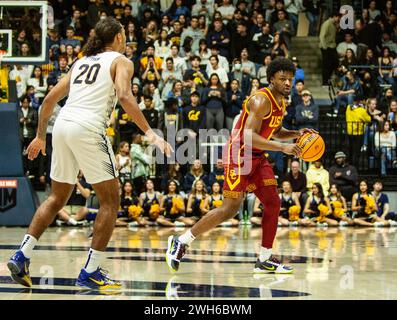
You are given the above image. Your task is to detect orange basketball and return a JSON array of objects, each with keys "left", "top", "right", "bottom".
[{"left": 296, "top": 132, "right": 325, "bottom": 162}]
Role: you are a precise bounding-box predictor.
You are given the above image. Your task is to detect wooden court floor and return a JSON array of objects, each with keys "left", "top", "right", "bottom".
[{"left": 0, "top": 226, "right": 396, "bottom": 300}]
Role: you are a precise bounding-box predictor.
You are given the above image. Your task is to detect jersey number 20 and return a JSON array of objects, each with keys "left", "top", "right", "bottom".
[{"left": 73, "top": 64, "right": 101, "bottom": 85}]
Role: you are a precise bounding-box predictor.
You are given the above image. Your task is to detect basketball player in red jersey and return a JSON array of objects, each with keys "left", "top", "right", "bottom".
[{"left": 166, "top": 58, "right": 316, "bottom": 273}]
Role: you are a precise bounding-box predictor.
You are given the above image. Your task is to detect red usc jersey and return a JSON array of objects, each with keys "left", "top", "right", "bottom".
[{"left": 227, "top": 87, "right": 286, "bottom": 158}]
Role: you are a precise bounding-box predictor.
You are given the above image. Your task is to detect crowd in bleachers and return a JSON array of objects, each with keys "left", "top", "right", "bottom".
[
  {"left": 3, "top": 0, "right": 397, "bottom": 228},
  {"left": 320, "top": 1, "right": 397, "bottom": 175}
]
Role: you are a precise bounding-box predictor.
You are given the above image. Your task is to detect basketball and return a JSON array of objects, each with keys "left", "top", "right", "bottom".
[{"left": 296, "top": 132, "right": 325, "bottom": 162}]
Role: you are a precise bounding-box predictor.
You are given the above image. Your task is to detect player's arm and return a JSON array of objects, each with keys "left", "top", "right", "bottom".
[
  {"left": 272, "top": 126, "right": 318, "bottom": 141},
  {"left": 243, "top": 94, "right": 301, "bottom": 156},
  {"left": 113, "top": 56, "right": 172, "bottom": 156},
  {"left": 27, "top": 69, "right": 73, "bottom": 160}
]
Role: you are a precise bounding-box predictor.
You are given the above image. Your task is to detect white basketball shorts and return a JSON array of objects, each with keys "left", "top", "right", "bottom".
[{"left": 50, "top": 118, "right": 119, "bottom": 185}]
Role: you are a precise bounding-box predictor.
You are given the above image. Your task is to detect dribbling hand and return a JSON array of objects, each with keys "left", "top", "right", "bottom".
[
  {"left": 26, "top": 137, "right": 46, "bottom": 160},
  {"left": 298, "top": 128, "right": 318, "bottom": 136},
  {"left": 282, "top": 143, "right": 301, "bottom": 157}
]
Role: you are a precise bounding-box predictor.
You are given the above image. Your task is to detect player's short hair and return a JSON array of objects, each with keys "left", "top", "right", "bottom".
[
  {"left": 84, "top": 17, "right": 122, "bottom": 56},
  {"left": 266, "top": 57, "right": 296, "bottom": 83}
]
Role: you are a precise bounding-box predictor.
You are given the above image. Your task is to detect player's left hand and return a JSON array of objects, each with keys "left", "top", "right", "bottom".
[{"left": 298, "top": 128, "right": 318, "bottom": 137}]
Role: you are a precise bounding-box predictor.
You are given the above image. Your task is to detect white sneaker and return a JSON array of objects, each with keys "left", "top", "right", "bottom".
[
  {"left": 128, "top": 221, "right": 139, "bottom": 228},
  {"left": 374, "top": 222, "right": 385, "bottom": 227},
  {"left": 174, "top": 221, "right": 185, "bottom": 227},
  {"left": 55, "top": 220, "right": 64, "bottom": 227},
  {"left": 219, "top": 221, "right": 233, "bottom": 227},
  {"left": 339, "top": 221, "right": 348, "bottom": 227},
  {"left": 289, "top": 221, "right": 299, "bottom": 227},
  {"left": 388, "top": 220, "right": 397, "bottom": 227}
]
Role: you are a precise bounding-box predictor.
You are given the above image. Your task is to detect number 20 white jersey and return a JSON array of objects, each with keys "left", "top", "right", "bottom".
[{"left": 57, "top": 51, "right": 123, "bottom": 134}]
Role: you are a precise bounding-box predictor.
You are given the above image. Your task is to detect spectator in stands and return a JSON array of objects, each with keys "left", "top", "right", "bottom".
[
  {"left": 25, "top": 86, "right": 41, "bottom": 111},
  {"left": 179, "top": 35, "right": 194, "bottom": 60},
  {"left": 208, "top": 46, "right": 230, "bottom": 72},
  {"left": 195, "top": 39, "right": 211, "bottom": 67},
  {"left": 329, "top": 151, "right": 358, "bottom": 201},
  {"left": 240, "top": 48, "right": 256, "bottom": 79},
  {"left": 202, "top": 73, "right": 226, "bottom": 129},
  {"left": 60, "top": 27, "right": 81, "bottom": 54},
  {"left": 379, "top": 87, "right": 395, "bottom": 114},
  {"left": 168, "top": 20, "right": 184, "bottom": 47},
  {"left": 181, "top": 16, "right": 205, "bottom": 53},
  {"left": 270, "top": 32, "right": 289, "bottom": 59},
  {"left": 18, "top": 95, "right": 38, "bottom": 174},
  {"left": 56, "top": 172, "right": 92, "bottom": 226},
  {"left": 118, "top": 107, "right": 138, "bottom": 143},
  {"left": 206, "top": 55, "right": 229, "bottom": 88},
  {"left": 229, "top": 58, "right": 251, "bottom": 96},
  {"left": 270, "top": 0, "right": 286, "bottom": 26},
  {"left": 285, "top": 160, "right": 308, "bottom": 206},
  {"left": 225, "top": 79, "right": 244, "bottom": 131},
  {"left": 273, "top": 9, "right": 294, "bottom": 49},
  {"left": 192, "top": 0, "right": 214, "bottom": 22},
  {"left": 166, "top": 0, "right": 190, "bottom": 22},
  {"left": 291, "top": 56, "right": 304, "bottom": 86},
  {"left": 154, "top": 29, "right": 172, "bottom": 60},
  {"left": 61, "top": 9, "right": 89, "bottom": 39},
  {"left": 207, "top": 158, "right": 225, "bottom": 188},
  {"left": 142, "top": 95, "right": 159, "bottom": 129},
  {"left": 362, "top": 97, "right": 386, "bottom": 153},
  {"left": 198, "top": 14, "right": 209, "bottom": 35},
  {"left": 161, "top": 163, "right": 184, "bottom": 193},
  {"left": 183, "top": 55, "right": 208, "bottom": 95},
  {"left": 115, "top": 141, "right": 133, "bottom": 184},
  {"left": 303, "top": 0, "right": 320, "bottom": 36},
  {"left": 388, "top": 98, "right": 397, "bottom": 131},
  {"left": 319, "top": 12, "right": 340, "bottom": 86},
  {"left": 303, "top": 183, "right": 333, "bottom": 227},
  {"left": 139, "top": 179, "right": 162, "bottom": 225},
  {"left": 166, "top": 80, "right": 184, "bottom": 108},
  {"left": 230, "top": 22, "right": 251, "bottom": 60},
  {"left": 18, "top": 42, "right": 31, "bottom": 58},
  {"left": 157, "top": 180, "right": 189, "bottom": 227},
  {"left": 130, "top": 133, "right": 151, "bottom": 193},
  {"left": 306, "top": 159, "right": 330, "bottom": 197},
  {"left": 381, "top": 32, "right": 397, "bottom": 54},
  {"left": 378, "top": 46, "right": 396, "bottom": 89},
  {"left": 27, "top": 66, "right": 47, "bottom": 103},
  {"left": 372, "top": 180, "right": 397, "bottom": 223},
  {"left": 295, "top": 89, "right": 318, "bottom": 131},
  {"left": 141, "top": 54, "right": 162, "bottom": 86},
  {"left": 183, "top": 159, "right": 209, "bottom": 193},
  {"left": 336, "top": 32, "right": 358, "bottom": 61},
  {"left": 142, "top": 20, "right": 159, "bottom": 48},
  {"left": 368, "top": 1, "right": 381, "bottom": 21},
  {"left": 206, "top": 18, "right": 231, "bottom": 59},
  {"left": 161, "top": 57, "right": 183, "bottom": 100},
  {"left": 327, "top": 184, "right": 353, "bottom": 226},
  {"left": 119, "top": 180, "right": 147, "bottom": 227},
  {"left": 126, "top": 21, "right": 142, "bottom": 48},
  {"left": 248, "top": 78, "right": 261, "bottom": 95},
  {"left": 183, "top": 90, "right": 206, "bottom": 133},
  {"left": 217, "top": 0, "right": 236, "bottom": 25},
  {"left": 374, "top": 120, "right": 397, "bottom": 175},
  {"left": 257, "top": 54, "right": 272, "bottom": 87},
  {"left": 352, "top": 180, "right": 391, "bottom": 227},
  {"left": 120, "top": 4, "right": 136, "bottom": 26},
  {"left": 65, "top": 44, "right": 78, "bottom": 68},
  {"left": 13, "top": 29, "right": 30, "bottom": 56},
  {"left": 333, "top": 70, "right": 363, "bottom": 116},
  {"left": 186, "top": 179, "right": 208, "bottom": 220},
  {"left": 163, "top": 44, "right": 187, "bottom": 74},
  {"left": 30, "top": 28, "right": 42, "bottom": 56},
  {"left": 339, "top": 49, "right": 358, "bottom": 72},
  {"left": 252, "top": 22, "right": 274, "bottom": 63},
  {"left": 47, "top": 55, "right": 69, "bottom": 86}
]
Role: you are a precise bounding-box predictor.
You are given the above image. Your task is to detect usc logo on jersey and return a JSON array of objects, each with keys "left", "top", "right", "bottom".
[
  {"left": 188, "top": 110, "right": 201, "bottom": 121},
  {"left": 229, "top": 169, "right": 237, "bottom": 180},
  {"left": 269, "top": 116, "right": 283, "bottom": 128}
]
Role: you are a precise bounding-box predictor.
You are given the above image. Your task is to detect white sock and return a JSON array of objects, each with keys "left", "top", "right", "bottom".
[
  {"left": 178, "top": 230, "right": 195, "bottom": 246},
  {"left": 20, "top": 234, "right": 38, "bottom": 259},
  {"left": 259, "top": 247, "right": 272, "bottom": 262},
  {"left": 67, "top": 218, "right": 78, "bottom": 226},
  {"left": 84, "top": 248, "right": 104, "bottom": 273}
]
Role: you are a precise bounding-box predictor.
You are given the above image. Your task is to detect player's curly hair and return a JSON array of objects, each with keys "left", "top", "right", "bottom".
[
  {"left": 84, "top": 17, "right": 122, "bottom": 56},
  {"left": 266, "top": 57, "right": 296, "bottom": 83}
]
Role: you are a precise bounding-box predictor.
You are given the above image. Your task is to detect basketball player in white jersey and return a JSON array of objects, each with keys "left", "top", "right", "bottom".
[{"left": 7, "top": 17, "right": 172, "bottom": 290}]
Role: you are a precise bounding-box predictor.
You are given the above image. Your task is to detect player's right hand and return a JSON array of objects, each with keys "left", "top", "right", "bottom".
[
  {"left": 151, "top": 135, "right": 173, "bottom": 157},
  {"left": 27, "top": 137, "right": 46, "bottom": 160},
  {"left": 282, "top": 143, "right": 301, "bottom": 157}
]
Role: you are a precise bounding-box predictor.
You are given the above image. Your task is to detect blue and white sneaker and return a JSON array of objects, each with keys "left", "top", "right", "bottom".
[
  {"left": 253, "top": 256, "right": 294, "bottom": 274},
  {"left": 7, "top": 250, "right": 32, "bottom": 287},
  {"left": 166, "top": 235, "right": 188, "bottom": 273},
  {"left": 76, "top": 268, "right": 122, "bottom": 290}
]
